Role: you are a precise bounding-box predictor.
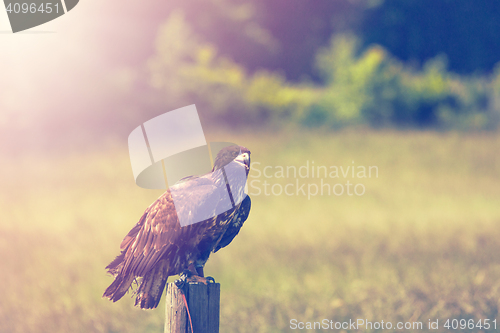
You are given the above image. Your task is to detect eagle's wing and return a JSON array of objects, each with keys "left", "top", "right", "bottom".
[
  {"left": 103, "top": 177, "right": 225, "bottom": 307},
  {"left": 109, "top": 177, "right": 223, "bottom": 277},
  {"left": 213, "top": 195, "right": 251, "bottom": 253}
]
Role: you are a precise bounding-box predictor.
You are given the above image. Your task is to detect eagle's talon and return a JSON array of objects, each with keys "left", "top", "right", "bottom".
[
  {"left": 181, "top": 269, "right": 193, "bottom": 278},
  {"left": 174, "top": 276, "right": 186, "bottom": 290},
  {"left": 174, "top": 270, "right": 193, "bottom": 290},
  {"left": 185, "top": 275, "right": 215, "bottom": 285}
]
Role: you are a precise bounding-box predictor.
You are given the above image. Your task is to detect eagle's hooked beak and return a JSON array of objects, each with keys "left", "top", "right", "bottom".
[{"left": 235, "top": 152, "right": 250, "bottom": 169}]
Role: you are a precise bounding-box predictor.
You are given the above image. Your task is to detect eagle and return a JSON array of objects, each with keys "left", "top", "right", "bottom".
[{"left": 103, "top": 145, "right": 251, "bottom": 309}]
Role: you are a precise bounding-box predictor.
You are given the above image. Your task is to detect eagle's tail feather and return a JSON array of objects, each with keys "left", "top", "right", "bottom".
[
  {"left": 105, "top": 250, "right": 126, "bottom": 275},
  {"left": 135, "top": 259, "right": 169, "bottom": 309},
  {"left": 103, "top": 273, "right": 135, "bottom": 302}
]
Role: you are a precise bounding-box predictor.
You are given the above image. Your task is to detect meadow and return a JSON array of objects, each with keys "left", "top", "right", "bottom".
[{"left": 1, "top": 129, "right": 500, "bottom": 332}]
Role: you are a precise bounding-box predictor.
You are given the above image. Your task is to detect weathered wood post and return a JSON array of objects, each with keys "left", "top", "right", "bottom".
[{"left": 164, "top": 282, "right": 220, "bottom": 333}]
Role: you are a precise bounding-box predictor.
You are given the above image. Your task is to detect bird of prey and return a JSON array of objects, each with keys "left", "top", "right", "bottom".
[{"left": 103, "top": 145, "right": 251, "bottom": 309}]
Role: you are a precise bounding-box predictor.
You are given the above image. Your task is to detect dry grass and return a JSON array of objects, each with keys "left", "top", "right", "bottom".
[{"left": 1, "top": 129, "right": 500, "bottom": 332}]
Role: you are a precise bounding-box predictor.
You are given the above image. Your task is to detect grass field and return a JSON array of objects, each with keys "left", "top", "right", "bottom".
[{"left": 1, "top": 129, "right": 500, "bottom": 332}]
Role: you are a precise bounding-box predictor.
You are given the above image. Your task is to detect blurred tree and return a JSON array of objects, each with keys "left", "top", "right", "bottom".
[
  {"left": 147, "top": 1, "right": 500, "bottom": 130},
  {"left": 164, "top": 0, "right": 362, "bottom": 81},
  {"left": 148, "top": 12, "right": 319, "bottom": 127},
  {"left": 244, "top": 0, "right": 361, "bottom": 81}
]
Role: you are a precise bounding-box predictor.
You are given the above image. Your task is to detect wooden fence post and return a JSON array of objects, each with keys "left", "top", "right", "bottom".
[{"left": 164, "top": 282, "right": 220, "bottom": 333}]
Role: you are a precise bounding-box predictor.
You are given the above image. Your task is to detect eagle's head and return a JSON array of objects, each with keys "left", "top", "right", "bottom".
[
  {"left": 213, "top": 145, "right": 250, "bottom": 204},
  {"left": 213, "top": 145, "right": 251, "bottom": 175}
]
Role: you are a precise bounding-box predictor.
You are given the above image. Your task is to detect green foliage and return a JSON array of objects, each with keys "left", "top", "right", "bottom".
[
  {"left": 148, "top": 12, "right": 319, "bottom": 127},
  {"left": 148, "top": 13, "right": 500, "bottom": 130},
  {"left": 244, "top": 71, "right": 320, "bottom": 124},
  {"left": 305, "top": 35, "right": 385, "bottom": 127},
  {"left": 148, "top": 11, "right": 246, "bottom": 114},
  {"left": 310, "top": 35, "right": 500, "bottom": 129}
]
